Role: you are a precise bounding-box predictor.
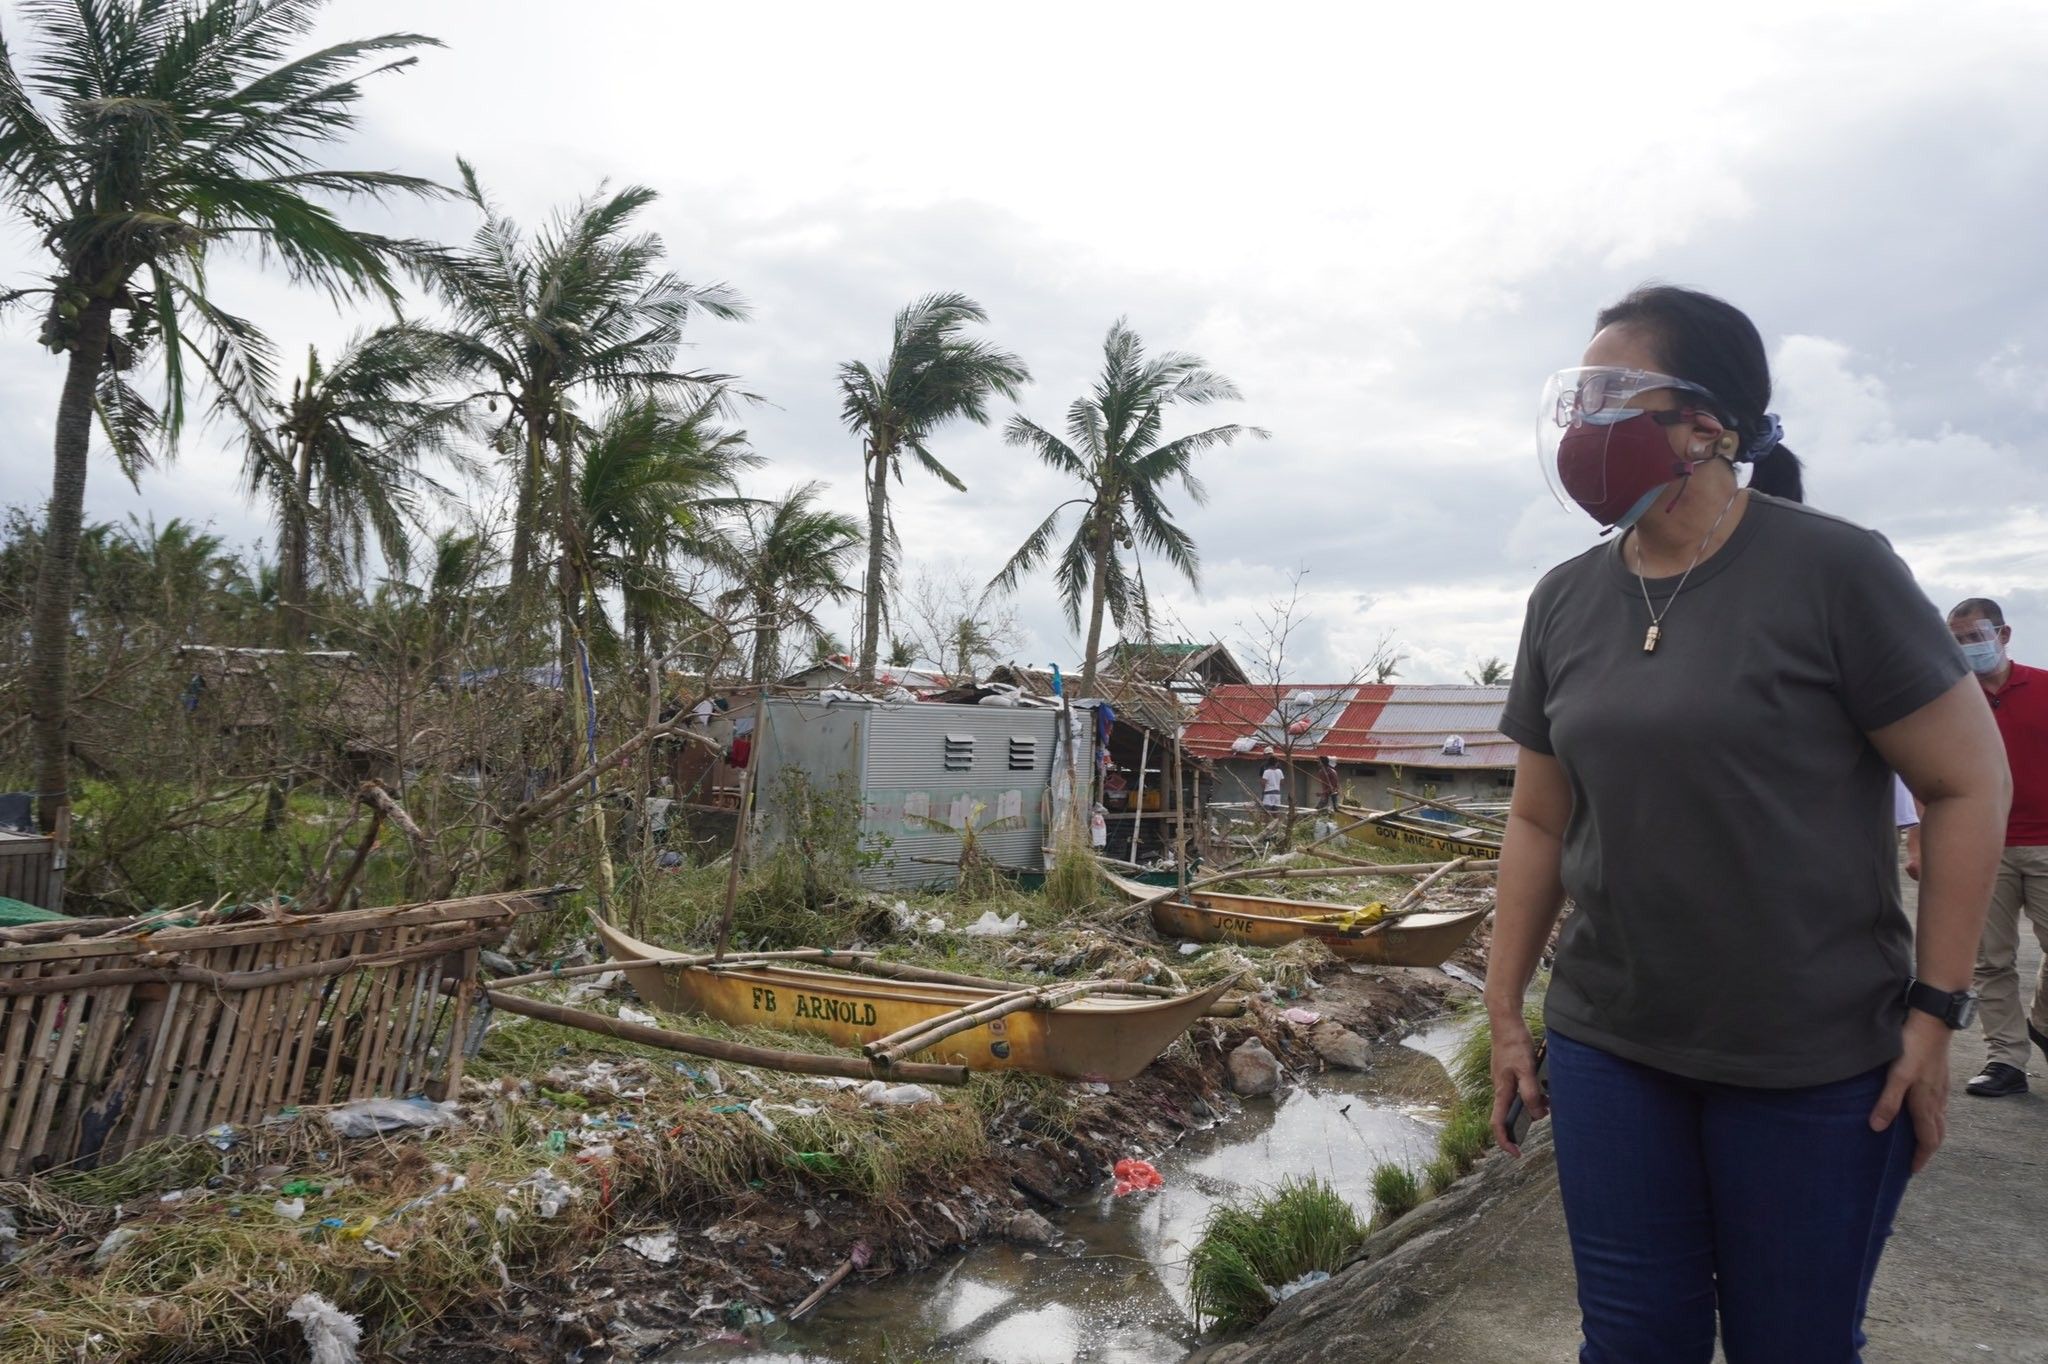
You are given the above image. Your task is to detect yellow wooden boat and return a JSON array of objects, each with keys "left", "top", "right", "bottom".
[
  {"left": 591, "top": 919, "right": 1232, "bottom": 1083},
  {"left": 1108, "top": 872, "right": 1486, "bottom": 969},
  {"left": 1340, "top": 806, "right": 1503, "bottom": 861}
]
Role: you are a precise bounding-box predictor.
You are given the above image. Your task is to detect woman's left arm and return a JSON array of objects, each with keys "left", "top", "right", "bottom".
[{"left": 1867, "top": 675, "right": 2010, "bottom": 1171}]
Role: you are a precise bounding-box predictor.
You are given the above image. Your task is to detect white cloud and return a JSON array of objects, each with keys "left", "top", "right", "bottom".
[{"left": 4, "top": 0, "right": 2048, "bottom": 680}]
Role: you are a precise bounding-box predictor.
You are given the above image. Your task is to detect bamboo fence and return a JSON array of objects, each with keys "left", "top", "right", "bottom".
[{"left": 0, "top": 888, "right": 557, "bottom": 1176}]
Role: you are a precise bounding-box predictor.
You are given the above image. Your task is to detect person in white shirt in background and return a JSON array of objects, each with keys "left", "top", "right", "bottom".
[
  {"left": 1259, "top": 751, "right": 1286, "bottom": 821},
  {"left": 1899, "top": 775, "right": 1924, "bottom": 881}
]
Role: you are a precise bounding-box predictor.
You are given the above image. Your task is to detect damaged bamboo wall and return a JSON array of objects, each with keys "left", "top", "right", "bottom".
[{"left": 0, "top": 890, "right": 555, "bottom": 1177}]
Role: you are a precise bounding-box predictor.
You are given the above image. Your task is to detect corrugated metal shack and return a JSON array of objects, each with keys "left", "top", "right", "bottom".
[
  {"left": 929, "top": 666, "right": 1191, "bottom": 865},
  {"left": 0, "top": 831, "right": 63, "bottom": 912},
  {"left": 1184, "top": 683, "right": 1515, "bottom": 808},
  {"left": 748, "top": 696, "right": 1062, "bottom": 891}
]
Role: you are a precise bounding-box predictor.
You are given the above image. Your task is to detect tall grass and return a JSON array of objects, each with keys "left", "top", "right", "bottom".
[
  {"left": 1428, "top": 996, "right": 1545, "bottom": 1187},
  {"left": 1369, "top": 1162, "right": 1421, "bottom": 1224},
  {"left": 1041, "top": 842, "right": 1101, "bottom": 913},
  {"left": 1187, "top": 1177, "right": 1369, "bottom": 1330}
]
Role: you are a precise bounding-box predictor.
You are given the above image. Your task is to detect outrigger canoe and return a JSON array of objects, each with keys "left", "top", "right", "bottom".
[
  {"left": 591, "top": 919, "right": 1232, "bottom": 1083},
  {"left": 1339, "top": 807, "right": 1503, "bottom": 861},
  {"left": 1108, "top": 872, "right": 1487, "bottom": 969}
]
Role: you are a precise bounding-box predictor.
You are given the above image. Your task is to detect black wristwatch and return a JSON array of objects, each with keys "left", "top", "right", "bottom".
[{"left": 1904, "top": 979, "right": 1979, "bottom": 1030}]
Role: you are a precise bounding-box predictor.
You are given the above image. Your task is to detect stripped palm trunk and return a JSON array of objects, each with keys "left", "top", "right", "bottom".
[{"left": 28, "top": 299, "right": 114, "bottom": 839}]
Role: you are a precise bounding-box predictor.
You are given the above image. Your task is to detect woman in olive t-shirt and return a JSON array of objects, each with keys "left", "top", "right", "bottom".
[{"left": 1489, "top": 286, "right": 2008, "bottom": 1363}]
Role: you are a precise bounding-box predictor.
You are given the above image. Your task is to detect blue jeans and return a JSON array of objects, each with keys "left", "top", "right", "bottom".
[{"left": 1546, "top": 1029, "right": 1915, "bottom": 1363}]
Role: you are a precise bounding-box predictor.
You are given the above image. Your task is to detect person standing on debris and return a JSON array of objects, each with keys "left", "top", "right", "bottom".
[
  {"left": 1259, "top": 751, "right": 1286, "bottom": 818},
  {"left": 1946, "top": 597, "right": 2048, "bottom": 1099},
  {"left": 1314, "top": 755, "right": 1341, "bottom": 812},
  {"left": 1490, "top": 284, "right": 2009, "bottom": 1362}
]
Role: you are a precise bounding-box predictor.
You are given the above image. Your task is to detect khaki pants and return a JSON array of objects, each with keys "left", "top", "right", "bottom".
[{"left": 1974, "top": 844, "right": 2048, "bottom": 1071}]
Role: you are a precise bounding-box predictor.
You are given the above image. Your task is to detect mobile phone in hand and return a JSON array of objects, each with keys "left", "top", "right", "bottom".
[{"left": 1504, "top": 1040, "right": 1549, "bottom": 1147}]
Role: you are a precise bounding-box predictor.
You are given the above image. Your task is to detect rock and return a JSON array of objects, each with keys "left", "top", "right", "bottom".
[
  {"left": 1002, "top": 1210, "right": 1059, "bottom": 1246},
  {"left": 1227, "top": 1037, "right": 1281, "bottom": 1096},
  {"left": 1308, "top": 1022, "right": 1374, "bottom": 1072}
]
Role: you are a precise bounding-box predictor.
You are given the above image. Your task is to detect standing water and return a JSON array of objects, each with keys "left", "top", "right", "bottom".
[{"left": 668, "top": 1018, "right": 1469, "bottom": 1363}]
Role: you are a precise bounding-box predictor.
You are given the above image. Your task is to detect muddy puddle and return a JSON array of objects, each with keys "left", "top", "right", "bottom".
[{"left": 668, "top": 1017, "right": 1469, "bottom": 1363}]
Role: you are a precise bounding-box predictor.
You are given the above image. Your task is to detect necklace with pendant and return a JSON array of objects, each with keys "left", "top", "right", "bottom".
[{"left": 1632, "top": 488, "right": 1742, "bottom": 653}]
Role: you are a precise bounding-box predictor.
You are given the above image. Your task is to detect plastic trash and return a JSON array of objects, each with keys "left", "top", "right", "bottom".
[
  {"left": 516, "top": 1168, "right": 578, "bottom": 1219},
  {"left": 324, "top": 1097, "right": 461, "bottom": 1138},
  {"left": 280, "top": 1179, "right": 324, "bottom": 1197},
  {"left": 617, "top": 1005, "right": 657, "bottom": 1026},
  {"left": 272, "top": 1197, "right": 306, "bottom": 1221},
  {"left": 961, "top": 910, "right": 1023, "bottom": 938},
  {"left": 1282, "top": 1007, "right": 1322, "bottom": 1026},
  {"left": 287, "top": 1292, "right": 363, "bottom": 1364},
  {"left": 626, "top": 1231, "right": 679, "bottom": 1264},
  {"left": 1112, "top": 1158, "right": 1163, "bottom": 1196},
  {"left": 889, "top": 900, "right": 946, "bottom": 934},
  {"left": 857, "top": 1080, "right": 940, "bottom": 1107},
  {"left": 91, "top": 1225, "right": 143, "bottom": 1266},
  {"left": 1178, "top": 942, "right": 1202, "bottom": 955},
  {"left": 1274, "top": 1268, "right": 1330, "bottom": 1301}
]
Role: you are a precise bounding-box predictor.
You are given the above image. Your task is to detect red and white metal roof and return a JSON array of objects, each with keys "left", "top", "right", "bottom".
[{"left": 1183, "top": 683, "right": 1515, "bottom": 768}]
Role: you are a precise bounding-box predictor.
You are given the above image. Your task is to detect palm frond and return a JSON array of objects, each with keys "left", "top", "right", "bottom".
[{"left": 986, "top": 501, "right": 1081, "bottom": 602}]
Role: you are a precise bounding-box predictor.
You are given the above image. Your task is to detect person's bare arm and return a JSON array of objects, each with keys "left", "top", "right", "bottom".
[
  {"left": 1486, "top": 746, "right": 1572, "bottom": 1155},
  {"left": 1904, "top": 821, "right": 1922, "bottom": 881},
  {"left": 1867, "top": 675, "right": 2009, "bottom": 1170}
]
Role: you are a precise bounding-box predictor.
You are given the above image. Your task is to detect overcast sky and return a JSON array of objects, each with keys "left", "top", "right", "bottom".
[{"left": 4, "top": 0, "right": 2046, "bottom": 682}]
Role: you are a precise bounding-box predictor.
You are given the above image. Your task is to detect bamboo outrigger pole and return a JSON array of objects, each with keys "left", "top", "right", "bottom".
[{"left": 478, "top": 987, "right": 970, "bottom": 1085}]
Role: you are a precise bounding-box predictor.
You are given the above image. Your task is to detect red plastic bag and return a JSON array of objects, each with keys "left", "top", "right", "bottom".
[{"left": 1113, "top": 1158, "right": 1163, "bottom": 1196}]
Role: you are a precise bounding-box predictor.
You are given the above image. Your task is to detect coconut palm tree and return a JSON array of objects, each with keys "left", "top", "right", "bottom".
[
  {"left": 416, "top": 528, "right": 496, "bottom": 678},
  {"left": 0, "top": 0, "right": 443, "bottom": 833},
  {"left": 570, "top": 394, "right": 758, "bottom": 667},
  {"left": 427, "top": 162, "right": 745, "bottom": 610},
  {"left": 116, "top": 515, "right": 240, "bottom": 623},
  {"left": 218, "top": 325, "right": 470, "bottom": 647},
  {"left": 988, "top": 321, "right": 1265, "bottom": 694},
  {"left": 837, "top": 293, "right": 1028, "bottom": 682},
  {"left": 717, "top": 483, "right": 863, "bottom": 684},
  {"left": 1467, "top": 657, "right": 1511, "bottom": 685}
]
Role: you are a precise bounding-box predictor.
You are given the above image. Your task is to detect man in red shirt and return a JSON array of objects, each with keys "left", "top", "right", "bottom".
[{"left": 1951, "top": 597, "right": 2048, "bottom": 1097}]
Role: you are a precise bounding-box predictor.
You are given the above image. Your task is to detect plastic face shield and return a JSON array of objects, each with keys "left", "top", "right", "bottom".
[
  {"left": 1538, "top": 367, "right": 1718, "bottom": 523},
  {"left": 1951, "top": 618, "right": 2001, "bottom": 648}
]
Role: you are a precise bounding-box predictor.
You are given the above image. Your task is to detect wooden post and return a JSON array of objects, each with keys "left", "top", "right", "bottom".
[
  {"left": 1127, "top": 728, "right": 1151, "bottom": 864},
  {"left": 1172, "top": 730, "right": 1188, "bottom": 899}
]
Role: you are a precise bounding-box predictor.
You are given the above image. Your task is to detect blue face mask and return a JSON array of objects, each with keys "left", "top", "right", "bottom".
[{"left": 1960, "top": 639, "right": 2004, "bottom": 675}]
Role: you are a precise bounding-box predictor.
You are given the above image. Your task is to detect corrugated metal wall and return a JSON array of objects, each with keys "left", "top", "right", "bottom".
[
  {"left": 750, "top": 700, "right": 865, "bottom": 847},
  {"left": 859, "top": 704, "right": 1058, "bottom": 890},
  {"left": 750, "top": 699, "right": 1060, "bottom": 891}
]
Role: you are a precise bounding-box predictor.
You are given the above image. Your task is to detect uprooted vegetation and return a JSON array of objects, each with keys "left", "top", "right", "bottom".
[
  {"left": 1, "top": 795, "right": 1490, "bottom": 1361},
  {"left": 0, "top": 867, "right": 1435, "bottom": 1363}
]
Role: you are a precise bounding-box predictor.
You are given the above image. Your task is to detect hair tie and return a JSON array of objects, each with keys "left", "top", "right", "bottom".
[{"left": 1745, "top": 413, "right": 1784, "bottom": 462}]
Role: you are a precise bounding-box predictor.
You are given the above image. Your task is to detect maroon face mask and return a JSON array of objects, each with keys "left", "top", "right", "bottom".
[{"left": 1555, "top": 410, "right": 1695, "bottom": 530}]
